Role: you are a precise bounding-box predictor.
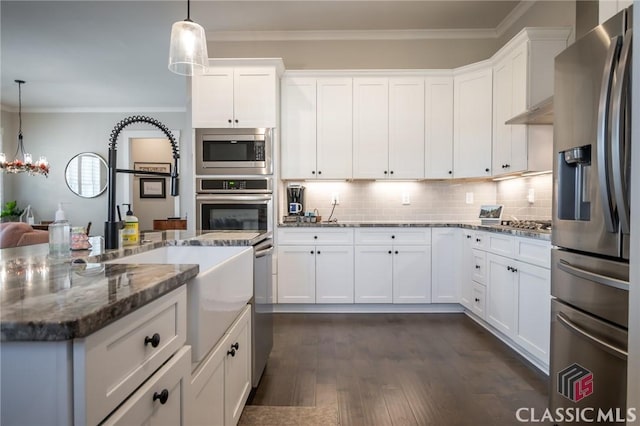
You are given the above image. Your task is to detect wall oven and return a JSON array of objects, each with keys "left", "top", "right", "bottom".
[
  {"left": 195, "top": 177, "right": 273, "bottom": 232},
  {"left": 195, "top": 128, "right": 273, "bottom": 175}
]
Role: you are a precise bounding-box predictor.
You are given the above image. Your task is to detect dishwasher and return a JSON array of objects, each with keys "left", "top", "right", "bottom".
[{"left": 252, "top": 238, "right": 274, "bottom": 387}]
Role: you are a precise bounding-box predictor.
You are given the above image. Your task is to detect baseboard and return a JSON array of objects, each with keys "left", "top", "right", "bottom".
[{"left": 272, "top": 303, "right": 464, "bottom": 314}]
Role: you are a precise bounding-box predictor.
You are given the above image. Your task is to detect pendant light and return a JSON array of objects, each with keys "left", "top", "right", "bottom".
[
  {"left": 168, "top": 0, "right": 208, "bottom": 76},
  {"left": 0, "top": 80, "right": 49, "bottom": 177}
]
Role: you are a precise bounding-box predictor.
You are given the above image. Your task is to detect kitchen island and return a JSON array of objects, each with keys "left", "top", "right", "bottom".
[{"left": 0, "top": 229, "right": 269, "bottom": 425}]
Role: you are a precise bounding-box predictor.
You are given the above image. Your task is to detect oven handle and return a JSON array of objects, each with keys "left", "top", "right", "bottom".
[
  {"left": 556, "top": 312, "right": 627, "bottom": 360},
  {"left": 196, "top": 194, "right": 272, "bottom": 202}
]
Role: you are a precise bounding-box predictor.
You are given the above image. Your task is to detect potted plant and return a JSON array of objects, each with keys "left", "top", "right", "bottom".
[{"left": 1, "top": 201, "right": 24, "bottom": 222}]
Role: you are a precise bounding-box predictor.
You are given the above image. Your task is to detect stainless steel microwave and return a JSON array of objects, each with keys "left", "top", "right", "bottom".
[{"left": 195, "top": 128, "right": 273, "bottom": 175}]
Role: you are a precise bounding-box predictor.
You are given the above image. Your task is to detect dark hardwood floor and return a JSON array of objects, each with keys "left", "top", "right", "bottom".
[{"left": 248, "top": 313, "right": 549, "bottom": 426}]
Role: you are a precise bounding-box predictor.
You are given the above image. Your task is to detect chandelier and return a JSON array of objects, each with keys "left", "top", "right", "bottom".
[{"left": 0, "top": 80, "right": 49, "bottom": 177}]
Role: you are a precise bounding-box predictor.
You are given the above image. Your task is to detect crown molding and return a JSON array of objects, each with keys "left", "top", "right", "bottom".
[{"left": 495, "top": 0, "right": 538, "bottom": 38}]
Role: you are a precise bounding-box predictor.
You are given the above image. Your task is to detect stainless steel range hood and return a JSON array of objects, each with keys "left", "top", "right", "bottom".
[{"left": 505, "top": 96, "right": 553, "bottom": 125}]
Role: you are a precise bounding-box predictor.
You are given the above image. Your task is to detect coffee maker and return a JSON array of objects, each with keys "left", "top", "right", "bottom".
[{"left": 286, "top": 184, "right": 305, "bottom": 216}]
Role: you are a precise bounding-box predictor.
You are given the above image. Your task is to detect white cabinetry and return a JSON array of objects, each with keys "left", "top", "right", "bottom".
[
  {"left": 353, "top": 78, "right": 389, "bottom": 179},
  {"left": 425, "top": 76, "right": 454, "bottom": 179},
  {"left": 492, "top": 29, "right": 569, "bottom": 176},
  {"left": 189, "top": 304, "right": 252, "bottom": 426},
  {"left": 354, "top": 228, "right": 431, "bottom": 304},
  {"left": 281, "top": 77, "right": 352, "bottom": 179},
  {"left": 192, "top": 62, "right": 281, "bottom": 128},
  {"left": 390, "top": 77, "right": 426, "bottom": 179},
  {"left": 277, "top": 229, "right": 355, "bottom": 304},
  {"left": 453, "top": 64, "right": 493, "bottom": 178},
  {"left": 431, "top": 228, "right": 461, "bottom": 303},
  {"left": 486, "top": 252, "right": 518, "bottom": 336}
]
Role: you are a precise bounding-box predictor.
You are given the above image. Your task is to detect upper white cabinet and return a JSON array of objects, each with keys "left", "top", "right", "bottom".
[
  {"left": 390, "top": 77, "right": 426, "bottom": 179},
  {"left": 192, "top": 61, "right": 282, "bottom": 128},
  {"left": 453, "top": 64, "right": 493, "bottom": 179},
  {"left": 281, "top": 77, "right": 352, "bottom": 179},
  {"left": 425, "top": 76, "right": 454, "bottom": 179},
  {"left": 492, "top": 29, "right": 569, "bottom": 176},
  {"left": 353, "top": 78, "right": 390, "bottom": 179}
]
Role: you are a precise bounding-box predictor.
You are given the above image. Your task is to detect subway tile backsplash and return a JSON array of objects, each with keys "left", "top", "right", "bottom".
[{"left": 280, "top": 174, "right": 552, "bottom": 223}]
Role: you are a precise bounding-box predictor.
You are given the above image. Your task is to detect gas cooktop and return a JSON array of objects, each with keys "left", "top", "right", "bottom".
[{"left": 498, "top": 220, "right": 552, "bottom": 231}]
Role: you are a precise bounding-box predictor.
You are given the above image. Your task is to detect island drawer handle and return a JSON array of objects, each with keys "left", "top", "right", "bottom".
[
  {"left": 153, "top": 389, "right": 169, "bottom": 405},
  {"left": 144, "top": 333, "right": 161, "bottom": 348}
]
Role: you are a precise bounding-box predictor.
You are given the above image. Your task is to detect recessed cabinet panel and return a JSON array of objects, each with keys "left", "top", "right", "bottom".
[
  {"left": 233, "top": 67, "right": 277, "bottom": 128},
  {"left": 353, "top": 78, "right": 389, "bottom": 179},
  {"left": 486, "top": 253, "right": 517, "bottom": 337},
  {"left": 277, "top": 246, "right": 316, "bottom": 303},
  {"left": 281, "top": 78, "right": 317, "bottom": 180},
  {"left": 316, "top": 246, "right": 355, "bottom": 303},
  {"left": 389, "top": 77, "right": 426, "bottom": 179},
  {"left": 354, "top": 246, "right": 393, "bottom": 303},
  {"left": 425, "top": 76, "right": 454, "bottom": 179},
  {"left": 515, "top": 261, "right": 550, "bottom": 363},
  {"left": 192, "top": 68, "right": 235, "bottom": 128},
  {"left": 472, "top": 249, "right": 487, "bottom": 284},
  {"left": 431, "top": 228, "right": 460, "bottom": 303},
  {"left": 393, "top": 245, "right": 432, "bottom": 303},
  {"left": 317, "top": 78, "right": 353, "bottom": 179}
]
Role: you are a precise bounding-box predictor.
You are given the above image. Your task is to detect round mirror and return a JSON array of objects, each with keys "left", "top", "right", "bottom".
[{"left": 65, "top": 153, "right": 108, "bottom": 198}]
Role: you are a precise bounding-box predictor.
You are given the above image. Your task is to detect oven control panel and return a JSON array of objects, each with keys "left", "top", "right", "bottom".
[{"left": 197, "top": 177, "right": 272, "bottom": 193}]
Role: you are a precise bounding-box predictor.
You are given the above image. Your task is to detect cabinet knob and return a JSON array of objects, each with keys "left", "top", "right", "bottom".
[
  {"left": 144, "top": 333, "right": 161, "bottom": 348},
  {"left": 228, "top": 119, "right": 232, "bottom": 123},
  {"left": 227, "top": 348, "right": 236, "bottom": 357},
  {"left": 312, "top": 171, "right": 316, "bottom": 175},
  {"left": 314, "top": 235, "right": 318, "bottom": 239},
  {"left": 485, "top": 168, "right": 490, "bottom": 173},
  {"left": 475, "top": 298, "right": 480, "bottom": 302},
  {"left": 507, "top": 266, "right": 512, "bottom": 272},
  {"left": 310, "top": 250, "right": 314, "bottom": 254},
  {"left": 512, "top": 267, "right": 518, "bottom": 273},
  {"left": 235, "top": 119, "right": 239, "bottom": 123},
  {"left": 394, "top": 250, "right": 398, "bottom": 254},
  {"left": 475, "top": 265, "right": 480, "bottom": 269},
  {"left": 476, "top": 238, "right": 481, "bottom": 242},
  {"left": 317, "top": 250, "right": 321, "bottom": 255},
  {"left": 318, "top": 171, "right": 322, "bottom": 175},
  {"left": 390, "top": 171, "right": 394, "bottom": 175},
  {"left": 384, "top": 171, "right": 388, "bottom": 175},
  {"left": 505, "top": 164, "right": 510, "bottom": 168},
  {"left": 391, "top": 235, "right": 395, "bottom": 239},
  {"left": 466, "top": 235, "right": 471, "bottom": 239},
  {"left": 153, "top": 389, "right": 169, "bottom": 405},
  {"left": 448, "top": 171, "right": 452, "bottom": 175},
  {"left": 388, "top": 250, "right": 392, "bottom": 254},
  {"left": 231, "top": 342, "right": 239, "bottom": 350}
]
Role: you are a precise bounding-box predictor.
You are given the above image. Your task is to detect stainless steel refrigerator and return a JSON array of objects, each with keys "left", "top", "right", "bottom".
[{"left": 550, "top": 7, "right": 632, "bottom": 423}]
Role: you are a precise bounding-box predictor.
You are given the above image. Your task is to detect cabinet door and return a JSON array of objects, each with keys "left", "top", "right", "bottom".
[
  {"left": 101, "top": 346, "right": 190, "bottom": 426},
  {"left": 317, "top": 78, "right": 353, "bottom": 179},
  {"left": 515, "top": 261, "right": 550, "bottom": 364},
  {"left": 430, "top": 228, "right": 460, "bottom": 303},
  {"left": 189, "top": 339, "right": 225, "bottom": 426},
  {"left": 316, "top": 246, "right": 354, "bottom": 303},
  {"left": 508, "top": 43, "right": 529, "bottom": 173},
  {"left": 277, "top": 246, "right": 316, "bottom": 303},
  {"left": 224, "top": 307, "right": 252, "bottom": 426},
  {"left": 389, "top": 77, "right": 425, "bottom": 179},
  {"left": 281, "top": 78, "right": 317, "bottom": 179},
  {"left": 425, "top": 76, "right": 454, "bottom": 179},
  {"left": 233, "top": 67, "right": 277, "bottom": 128},
  {"left": 393, "top": 245, "right": 432, "bottom": 304},
  {"left": 192, "top": 67, "right": 234, "bottom": 128},
  {"left": 453, "top": 67, "right": 493, "bottom": 178},
  {"left": 460, "top": 231, "right": 474, "bottom": 309},
  {"left": 471, "top": 283, "right": 486, "bottom": 319},
  {"left": 354, "top": 246, "right": 393, "bottom": 303},
  {"left": 353, "top": 78, "right": 389, "bottom": 179},
  {"left": 486, "top": 253, "right": 517, "bottom": 338},
  {"left": 492, "top": 57, "right": 513, "bottom": 175}
]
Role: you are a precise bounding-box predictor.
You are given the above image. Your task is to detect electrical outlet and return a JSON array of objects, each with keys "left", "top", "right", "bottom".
[
  {"left": 331, "top": 192, "right": 340, "bottom": 205},
  {"left": 465, "top": 192, "right": 474, "bottom": 204},
  {"left": 402, "top": 192, "right": 410, "bottom": 205},
  {"left": 527, "top": 188, "right": 535, "bottom": 203}
]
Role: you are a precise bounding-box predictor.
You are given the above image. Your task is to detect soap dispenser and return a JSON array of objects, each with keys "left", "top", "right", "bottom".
[
  {"left": 122, "top": 204, "right": 139, "bottom": 246},
  {"left": 49, "top": 203, "right": 71, "bottom": 258}
]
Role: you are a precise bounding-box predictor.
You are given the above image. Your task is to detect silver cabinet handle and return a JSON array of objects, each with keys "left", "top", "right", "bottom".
[
  {"left": 557, "top": 312, "right": 627, "bottom": 360},
  {"left": 596, "top": 35, "right": 622, "bottom": 233},
  {"left": 557, "top": 260, "right": 628, "bottom": 291},
  {"left": 611, "top": 29, "right": 632, "bottom": 235}
]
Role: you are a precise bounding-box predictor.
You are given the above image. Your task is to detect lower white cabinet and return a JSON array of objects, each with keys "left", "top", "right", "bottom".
[
  {"left": 354, "top": 246, "right": 393, "bottom": 303},
  {"left": 471, "top": 282, "right": 486, "bottom": 319},
  {"left": 189, "top": 304, "right": 252, "bottom": 426},
  {"left": 316, "top": 246, "right": 355, "bottom": 303},
  {"left": 486, "top": 253, "right": 518, "bottom": 337},
  {"left": 102, "top": 346, "right": 191, "bottom": 426},
  {"left": 431, "top": 228, "right": 461, "bottom": 303}
]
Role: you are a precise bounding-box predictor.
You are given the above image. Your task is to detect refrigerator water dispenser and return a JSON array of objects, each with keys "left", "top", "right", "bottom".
[{"left": 557, "top": 145, "right": 591, "bottom": 221}]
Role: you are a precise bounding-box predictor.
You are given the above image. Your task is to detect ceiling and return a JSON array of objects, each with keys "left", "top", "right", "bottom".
[{"left": 1, "top": 0, "right": 526, "bottom": 111}]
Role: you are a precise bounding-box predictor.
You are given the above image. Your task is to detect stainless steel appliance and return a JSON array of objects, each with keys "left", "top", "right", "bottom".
[
  {"left": 286, "top": 184, "right": 305, "bottom": 216},
  {"left": 252, "top": 238, "right": 274, "bottom": 387},
  {"left": 195, "top": 177, "right": 273, "bottom": 232},
  {"left": 550, "top": 7, "right": 631, "bottom": 422},
  {"left": 195, "top": 128, "right": 273, "bottom": 175}
]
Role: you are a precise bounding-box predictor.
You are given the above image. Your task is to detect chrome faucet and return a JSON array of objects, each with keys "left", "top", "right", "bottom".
[{"left": 104, "top": 115, "right": 180, "bottom": 250}]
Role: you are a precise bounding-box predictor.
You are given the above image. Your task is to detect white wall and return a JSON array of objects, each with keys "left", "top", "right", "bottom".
[{"left": 0, "top": 111, "right": 188, "bottom": 236}]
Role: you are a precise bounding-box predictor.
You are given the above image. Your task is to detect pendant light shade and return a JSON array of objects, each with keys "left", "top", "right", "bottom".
[{"left": 168, "top": 0, "right": 208, "bottom": 76}]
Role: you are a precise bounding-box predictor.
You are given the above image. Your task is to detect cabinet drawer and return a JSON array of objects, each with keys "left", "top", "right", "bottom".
[
  {"left": 472, "top": 249, "right": 487, "bottom": 284},
  {"left": 486, "top": 232, "right": 514, "bottom": 257},
  {"left": 102, "top": 346, "right": 191, "bottom": 426},
  {"left": 472, "top": 231, "right": 488, "bottom": 249},
  {"left": 74, "top": 287, "right": 187, "bottom": 426},
  {"left": 471, "top": 282, "right": 486, "bottom": 319},
  {"left": 355, "top": 228, "right": 431, "bottom": 245},
  {"left": 278, "top": 228, "right": 354, "bottom": 245},
  {"left": 514, "top": 237, "right": 550, "bottom": 268}
]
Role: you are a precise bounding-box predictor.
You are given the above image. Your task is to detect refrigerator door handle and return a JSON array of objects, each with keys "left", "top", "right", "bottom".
[
  {"left": 557, "top": 312, "right": 627, "bottom": 360},
  {"left": 557, "top": 259, "right": 629, "bottom": 291},
  {"left": 596, "top": 35, "right": 622, "bottom": 233},
  {"left": 611, "top": 29, "right": 632, "bottom": 235}
]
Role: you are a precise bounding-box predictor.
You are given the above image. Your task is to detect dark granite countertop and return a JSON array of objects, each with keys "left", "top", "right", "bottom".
[
  {"left": 0, "top": 230, "right": 271, "bottom": 342},
  {"left": 278, "top": 222, "right": 551, "bottom": 241}
]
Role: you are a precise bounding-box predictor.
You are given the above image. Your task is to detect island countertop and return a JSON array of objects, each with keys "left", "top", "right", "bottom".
[{"left": 0, "top": 229, "right": 271, "bottom": 342}]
